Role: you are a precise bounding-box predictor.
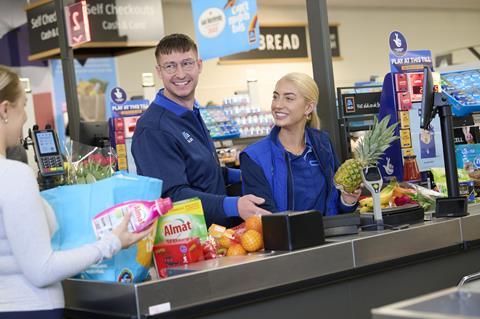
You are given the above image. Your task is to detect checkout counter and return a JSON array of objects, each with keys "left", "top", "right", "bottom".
[{"left": 63, "top": 205, "right": 480, "bottom": 319}]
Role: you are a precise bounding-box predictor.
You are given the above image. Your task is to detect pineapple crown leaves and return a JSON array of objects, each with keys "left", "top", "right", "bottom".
[{"left": 353, "top": 115, "right": 400, "bottom": 167}]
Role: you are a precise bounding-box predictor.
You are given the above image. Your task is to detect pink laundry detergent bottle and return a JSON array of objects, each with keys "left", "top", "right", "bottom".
[{"left": 92, "top": 198, "right": 173, "bottom": 240}]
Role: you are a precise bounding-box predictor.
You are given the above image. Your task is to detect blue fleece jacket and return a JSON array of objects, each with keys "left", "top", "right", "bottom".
[
  {"left": 240, "top": 126, "right": 357, "bottom": 215},
  {"left": 132, "top": 90, "right": 240, "bottom": 226}
]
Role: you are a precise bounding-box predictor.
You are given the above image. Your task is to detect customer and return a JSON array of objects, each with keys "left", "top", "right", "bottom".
[
  {"left": 132, "top": 33, "right": 270, "bottom": 227},
  {"left": 240, "top": 72, "right": 360, "bottom": 214},
  {"left": 0, "top": 65, "right": 151, "bottom": 318}
]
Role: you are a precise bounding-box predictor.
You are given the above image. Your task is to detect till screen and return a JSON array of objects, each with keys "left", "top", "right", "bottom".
[
  {"left": 364, "top": 167, "right": 381, "bottom": 181},
  {"left": 36, "top": 132, "right": 57, "bottom": 155}
]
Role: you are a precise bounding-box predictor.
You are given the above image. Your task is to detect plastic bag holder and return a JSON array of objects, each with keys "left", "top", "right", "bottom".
[{"left": 262, "top": 210, "right": 325, "bottom": 251}]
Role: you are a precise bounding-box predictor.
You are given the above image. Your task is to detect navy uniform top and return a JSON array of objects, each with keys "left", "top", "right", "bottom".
[
  {"left": 132, "top": 90, "right": 240, "bottom": 226},
  {"left": 240, "top": 126, "right": 357, "bottom": 215}
]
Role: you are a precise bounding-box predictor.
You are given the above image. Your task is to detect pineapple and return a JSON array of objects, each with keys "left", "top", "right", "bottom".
[{"left": 334, "top": 115, "right": 399, "bottom": 193}]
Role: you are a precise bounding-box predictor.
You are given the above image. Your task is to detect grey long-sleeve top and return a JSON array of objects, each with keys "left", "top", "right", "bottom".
[{"left": 0, "top": 156, "right": 121, "bottom": 312}]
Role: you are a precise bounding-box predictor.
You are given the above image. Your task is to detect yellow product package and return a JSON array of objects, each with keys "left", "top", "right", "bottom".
[
  {"left": 154, "top": 198, "right": 208, "bottom": 244},
  {"left": 136, "top": 220, "right": 158, "bottom": 268}
]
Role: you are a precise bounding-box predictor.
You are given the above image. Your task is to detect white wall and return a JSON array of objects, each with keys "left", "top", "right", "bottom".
[
  {"left": 115, "top": 2, "right": 480, "bottom": 110},
  {"left": 328, "top": 7, "right": 480, "bottom": 87}
]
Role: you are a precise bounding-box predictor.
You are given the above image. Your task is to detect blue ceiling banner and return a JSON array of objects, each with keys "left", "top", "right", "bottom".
[{"left": 191, "top": 0, "right": 260, "bottom": 60}]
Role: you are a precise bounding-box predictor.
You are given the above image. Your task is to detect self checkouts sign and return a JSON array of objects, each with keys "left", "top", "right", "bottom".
[{"left": 65, "top": 1, "right": 91, "bottom": 47}]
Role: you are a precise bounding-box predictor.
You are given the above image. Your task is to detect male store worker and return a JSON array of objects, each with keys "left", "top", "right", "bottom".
[{"left": 132, "top": 33, "right": 270, "bottom": 226}]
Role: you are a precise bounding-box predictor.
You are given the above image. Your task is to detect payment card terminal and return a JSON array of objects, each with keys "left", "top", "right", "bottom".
[
  {"left": 32, "top": 129, "right": 64, "bottom": 177},
  {"left": 362, "top": 166, "right": 383, "bottom": 229}
]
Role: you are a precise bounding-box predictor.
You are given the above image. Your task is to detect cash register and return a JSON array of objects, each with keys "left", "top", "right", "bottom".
[{"left": 359, "top": 204, "right": 425, "bottom": 230}]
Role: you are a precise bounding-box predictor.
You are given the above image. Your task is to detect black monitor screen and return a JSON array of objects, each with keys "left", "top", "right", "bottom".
[
  {"left": 79, "top": 121, "right": 110, "bottom": 147},
  {"left": 364, "top": 166, "right": 381, "bottom": 181},
  {"left": 35, "top": 131, "right": 58, "bottom": 155},
  {"left": 420, "top": 66, "right": 435, "bottom": 129}
]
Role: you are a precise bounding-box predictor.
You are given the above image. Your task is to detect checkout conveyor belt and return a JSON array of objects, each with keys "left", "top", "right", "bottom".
[{"left": 63, "top": 205, "right": 480, "bottom": 319}]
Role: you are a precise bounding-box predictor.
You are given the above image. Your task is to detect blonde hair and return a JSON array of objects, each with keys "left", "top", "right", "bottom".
[
  {"left": 0, "top": 65, "right": 21, "bottom": 106},
  {"left": 279, "top": 72, "right": 320, "bottom": 129}
]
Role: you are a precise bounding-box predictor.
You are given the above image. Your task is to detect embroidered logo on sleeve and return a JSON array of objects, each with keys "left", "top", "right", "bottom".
[{"left": 182, "top": 131, "right": 194, "bottom": 143}]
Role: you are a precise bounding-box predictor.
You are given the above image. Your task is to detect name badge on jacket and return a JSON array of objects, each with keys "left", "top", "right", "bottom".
[{"left": 182, "top": 131, "right": 194, "bottom": 143}]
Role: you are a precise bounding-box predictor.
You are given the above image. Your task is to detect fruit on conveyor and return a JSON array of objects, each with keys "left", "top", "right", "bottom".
[
  {"left": 240, "top": 229, "right": 264, "bottom": 252},
  {"left": 218, "top": 229, "right": 235, "bottom": 248},
  {"left": 226, "top": 243, "right": 247, "bottom": 256},
  {"left": 245, "top": 215, "right": 263, "bottom": 234},
  {"left": 214, "top": 216, "right": 266, "bottom": 256}
]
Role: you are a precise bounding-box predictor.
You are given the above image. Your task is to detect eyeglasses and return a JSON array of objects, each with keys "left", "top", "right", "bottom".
[{"left": 159, "top": 59, "right": 197, "bottom": 74}]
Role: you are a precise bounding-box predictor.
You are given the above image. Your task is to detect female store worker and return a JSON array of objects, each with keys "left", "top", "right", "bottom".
[
  {"left": 240, "top": 72, "right": 360, "bottom": 215},
  {"left": 0, "top": 65, "right": 150, "bottom": 319}
]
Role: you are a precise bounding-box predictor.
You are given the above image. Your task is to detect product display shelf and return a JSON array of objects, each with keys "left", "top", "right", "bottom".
[
  {"left": 199, "top": 107, "right": 240, "bottom": 140},
  {"left": 222, "top": 94, "right": 273, "bottom": 139},
  {"left": 441, "top": 69, "right": 480, "bottom": 117}
]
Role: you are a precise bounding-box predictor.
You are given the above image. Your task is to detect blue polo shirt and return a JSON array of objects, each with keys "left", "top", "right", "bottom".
[{"left": 277, "top": 134, "right": 326, "bottom": 212}]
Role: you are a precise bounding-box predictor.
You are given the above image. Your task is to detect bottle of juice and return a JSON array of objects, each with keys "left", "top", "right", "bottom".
[{"left": 93, "top": 198, "right": 173, "bottom": 240}]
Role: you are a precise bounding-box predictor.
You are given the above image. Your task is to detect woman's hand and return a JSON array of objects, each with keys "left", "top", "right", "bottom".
[
  {"left": 340, "top": 188, "right": 362, "bottom": 206},
  {"left": 112, "top": 212, "right": 153, "bottom": 249}
]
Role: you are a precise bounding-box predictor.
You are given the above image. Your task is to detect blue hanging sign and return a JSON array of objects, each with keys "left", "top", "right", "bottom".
[
  {"left": 389, "top": 31, "right": 408, "bottom": 56},
  {"left": 110, "top": 100, "right": 149, "bottom": 118},
  {"left": 389, "top": 50, "right": 433, "bottom": 73},
  {"left": 191, "top": 0, "right": 260, "bottom": 60},
  {"left": 110, "top": 87, "right": 127, "bottom": 105}
]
